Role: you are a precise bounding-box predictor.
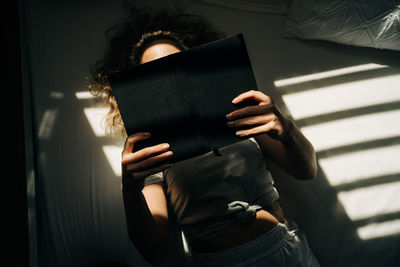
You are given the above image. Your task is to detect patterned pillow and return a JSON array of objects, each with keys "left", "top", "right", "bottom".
[{"left": 285, "top": 0, "right": 400, "bottom": 51}]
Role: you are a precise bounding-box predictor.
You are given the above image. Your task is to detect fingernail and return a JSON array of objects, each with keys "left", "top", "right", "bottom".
[
  {"left": 236, "top": 130, "right": 243, "bottom": 136},
  {"left": 162, "top": 143, "right": 170, "bottom": 149},
  {"left": 143, "top": 132, "right": 151, "bottom": 136},
  {"left": 227, "top": 121, "right": 234, "bottom": 126},
  {"left": 232, "top": 97, "right": 238, "bottom": 103},
  {"left": 226, "top": 113, "right": 232, "bottom": 119}
]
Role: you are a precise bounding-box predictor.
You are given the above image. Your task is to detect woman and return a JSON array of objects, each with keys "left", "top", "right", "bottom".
[{"left": 89, "top": 3, "right": 320, "bottom": 266}]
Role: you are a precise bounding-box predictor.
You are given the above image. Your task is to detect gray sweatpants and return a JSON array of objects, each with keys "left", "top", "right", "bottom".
[{"left": 185, "top": 218, "right": 320, "bottom": 267}]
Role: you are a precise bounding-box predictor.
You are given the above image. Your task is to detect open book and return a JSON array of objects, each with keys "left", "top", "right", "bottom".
[{"left": 109, "top": 33, "right": 259, "bottom": 163}]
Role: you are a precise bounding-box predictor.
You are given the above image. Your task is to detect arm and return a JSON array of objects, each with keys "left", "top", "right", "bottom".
[
  {"left": 121, "top": 132, "right": 173, "bottom": 265},
  {"left": 253, "top": 120, "right": 317, "bottom": 180},
  {"left": 122, "top": 185, "right": 169, "bottom": 266},
  {"left": 226, "top": 90, "right": 317, "bottom": 180}
]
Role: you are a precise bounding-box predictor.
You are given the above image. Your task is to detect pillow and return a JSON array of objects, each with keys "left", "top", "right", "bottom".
[{"left": 285, "top": 0, "right": 400, "bottom": 51}]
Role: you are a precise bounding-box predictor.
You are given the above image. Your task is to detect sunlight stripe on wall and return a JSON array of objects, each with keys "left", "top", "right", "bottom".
[
  {"left": 102, "top": 145, "right": 123, "bottom": 177},
  {"left": 75, "top": 91, "right": 95, "bottom": 99},
  {"left": 300, "top": 109, "right": 400, "bottom": 152},
  {"left": 338, "top": 181, "right": 400, "bottom": 221},
  {"left": 318, "top": 144, "right": 400, "bottom": 186},
  {"left": 281, "top": 74, "right": 400, "bottom": 120},
  {"left": 38, "top": 109, "right": 58, "bottom": 139},
  {"left": 83, "top": 108, "right": 108, "bottom": 136},
  {"left": 274, "top": 63, "right": 388, "bottom": 87},
  {"left": 357, "top": 219, "right": 400, "bottom": 240}
]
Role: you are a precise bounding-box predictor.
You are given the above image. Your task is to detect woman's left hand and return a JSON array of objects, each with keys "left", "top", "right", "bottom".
[{"left": 225, "top": 90, "right": 293, "bottom": 140}]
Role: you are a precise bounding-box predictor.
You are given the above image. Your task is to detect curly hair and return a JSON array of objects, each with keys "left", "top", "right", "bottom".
[{"left": 88, "top": 1, "right": 227, "bottom": 137}]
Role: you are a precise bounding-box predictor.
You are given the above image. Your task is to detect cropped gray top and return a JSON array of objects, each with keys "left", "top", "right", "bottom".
[{"left": 143, "top": 138, "right": 279, "bottom": 243}]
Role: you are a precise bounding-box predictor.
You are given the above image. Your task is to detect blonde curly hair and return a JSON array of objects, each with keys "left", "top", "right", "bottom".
[{"left": 88, "top": 3, "right": 226, "bottom": 137}]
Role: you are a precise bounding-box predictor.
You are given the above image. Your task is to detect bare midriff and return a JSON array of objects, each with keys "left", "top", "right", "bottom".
[{"left": 189, "top": 200, "right": 285, "bottom": 253}]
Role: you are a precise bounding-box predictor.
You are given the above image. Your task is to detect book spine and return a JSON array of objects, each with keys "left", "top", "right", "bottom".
[{"left": 171, "top": 61, "right": 209, "bottom": 154}]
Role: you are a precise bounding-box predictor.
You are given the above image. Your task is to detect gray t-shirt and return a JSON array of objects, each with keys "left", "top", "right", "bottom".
[{"left": 144, "top": 138, "right": 279, "bottom": 242}]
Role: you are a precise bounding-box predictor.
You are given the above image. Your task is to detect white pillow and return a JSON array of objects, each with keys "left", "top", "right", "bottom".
[{"left": 285, "top": 0, "right": 400, "bottom": 51}]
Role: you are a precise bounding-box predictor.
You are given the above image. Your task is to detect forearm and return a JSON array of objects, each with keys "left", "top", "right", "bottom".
[
  {"left": 255, "top": 118, "right": 317, "bottom": 180},
  {"left": 122, "top": 191, "right": 169, "bottom": 266},
  {"left": 278, "top": 119, "right": 317, "bottom": 180}
]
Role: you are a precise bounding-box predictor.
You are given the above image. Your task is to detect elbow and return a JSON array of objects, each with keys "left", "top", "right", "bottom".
[
  {"left": 298, "top": 158, "right": 318, "bottom": 181},
  {"left": 303, "top": 165, "right": 317, "bottom": 180},
  {"left": 283, "top": 160, "right": 318, "bottom": 181},
  {"left": 292, "top": 154, "right": 317, "bottom": 181}
]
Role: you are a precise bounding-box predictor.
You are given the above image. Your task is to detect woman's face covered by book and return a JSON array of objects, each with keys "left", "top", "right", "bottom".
[{"left": 140, "top": 39, "right": 182, "bottom": 64}]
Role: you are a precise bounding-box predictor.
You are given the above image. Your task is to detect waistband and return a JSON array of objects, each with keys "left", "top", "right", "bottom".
[
  {"left": 183, "top": 200, "right": 263, "bottom": 243},
  {"left": 190, "top": 221, "right": 290, "bottom": 265}
]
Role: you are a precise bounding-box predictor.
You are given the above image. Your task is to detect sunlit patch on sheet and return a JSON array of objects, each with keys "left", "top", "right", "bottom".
[
  {"left": 38, "top": 109, "right": 58, "bottom": 139},
  {"left": 337, "top": 181, "right": 400, "bottom": 221},
  {"left": 83, "top": 108, "right": 108, "bottom": 137},
  {"left": 274, "top": 63, "right": 389, "bottom": 88},
  {"left": 318, "top": 145, "right": 400, "bottom": 186},
  {"left": 274, "top": 63, "right": 400, "bottom": 240},
  {"left": 357, "top": 219, "right": 400, "bottom": 240},
  {"left": 102, "top": 145, "right": 122, "bottom": 176},
  {"left": 301, "top": 110, "right": 400, "bottom": 152},
  {"left": 75, "top": 91, "right": 94, "bottom": 99},
  {"left": 281, "top": 74, "right": 400, "bottom": 120}
]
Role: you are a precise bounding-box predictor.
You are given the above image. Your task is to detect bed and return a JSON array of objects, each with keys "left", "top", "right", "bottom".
[{"left": 21, "top": 0, "right": 400, "bottom": 266}]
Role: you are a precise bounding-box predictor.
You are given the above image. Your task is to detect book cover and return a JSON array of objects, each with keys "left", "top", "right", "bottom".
[{"left": 109, "top": 33, "right": 259, "bottom": 163}]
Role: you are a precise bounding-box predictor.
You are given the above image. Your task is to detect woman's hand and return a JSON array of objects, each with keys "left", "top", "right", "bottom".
[
  {"left": 121, "top": 132, "right": 173, "bottom": 194},
  {"left": 225, "top": 90, "right": 293, "bottom": 140}
]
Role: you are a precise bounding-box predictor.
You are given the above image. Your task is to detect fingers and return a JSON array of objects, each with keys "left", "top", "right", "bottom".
[
  {"left": 227, "top": 113, "right": 276, "bottom": 128},
  {"left": 235, "top": 120, "right": 277, "bottom": 137},
  {"left": 232, "top": 90, "right": 272, "bottom": 105},
  {"left": 226, "top": 103, "right": 275, "bottom": 120},
  {"left": 226, "top": 91, "right": 282, "bottom": 138},
  {"left": 228, "top": 113, "right": 280, "bottom": 137},
  {"left": 125, "top": 150, "right": 173, "bottom": 173},
  {"left": 122, "top": 142, "right": 171, "bottom": 165},
  {"left": 121, "top": 132, "right": 174, "bottom": 188},
  {"left": 122, "top": 132, "right": 151, "bottom": 157}
]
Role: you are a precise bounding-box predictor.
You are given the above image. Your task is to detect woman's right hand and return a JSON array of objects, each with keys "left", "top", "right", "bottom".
[{"left": 121, "top": 132, "right": 173, "bottom": 195}]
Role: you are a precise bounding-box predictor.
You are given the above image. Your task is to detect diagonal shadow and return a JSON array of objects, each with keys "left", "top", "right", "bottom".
[
  {"left": 316, "top": 135, "right": 400, "bottom": 159},
  {"left": 335, "top": 173, "right": 400, "bottom": 192},
  {"left": 353, "top": 211, "right": 400, "bottom": 228},
  {"left": 296, "top": 101, "right": 400, "bottom": 127}
]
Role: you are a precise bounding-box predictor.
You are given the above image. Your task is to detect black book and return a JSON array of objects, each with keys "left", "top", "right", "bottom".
[{"left": 109, "top": 33, "right": 259, "bottom": 163}]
